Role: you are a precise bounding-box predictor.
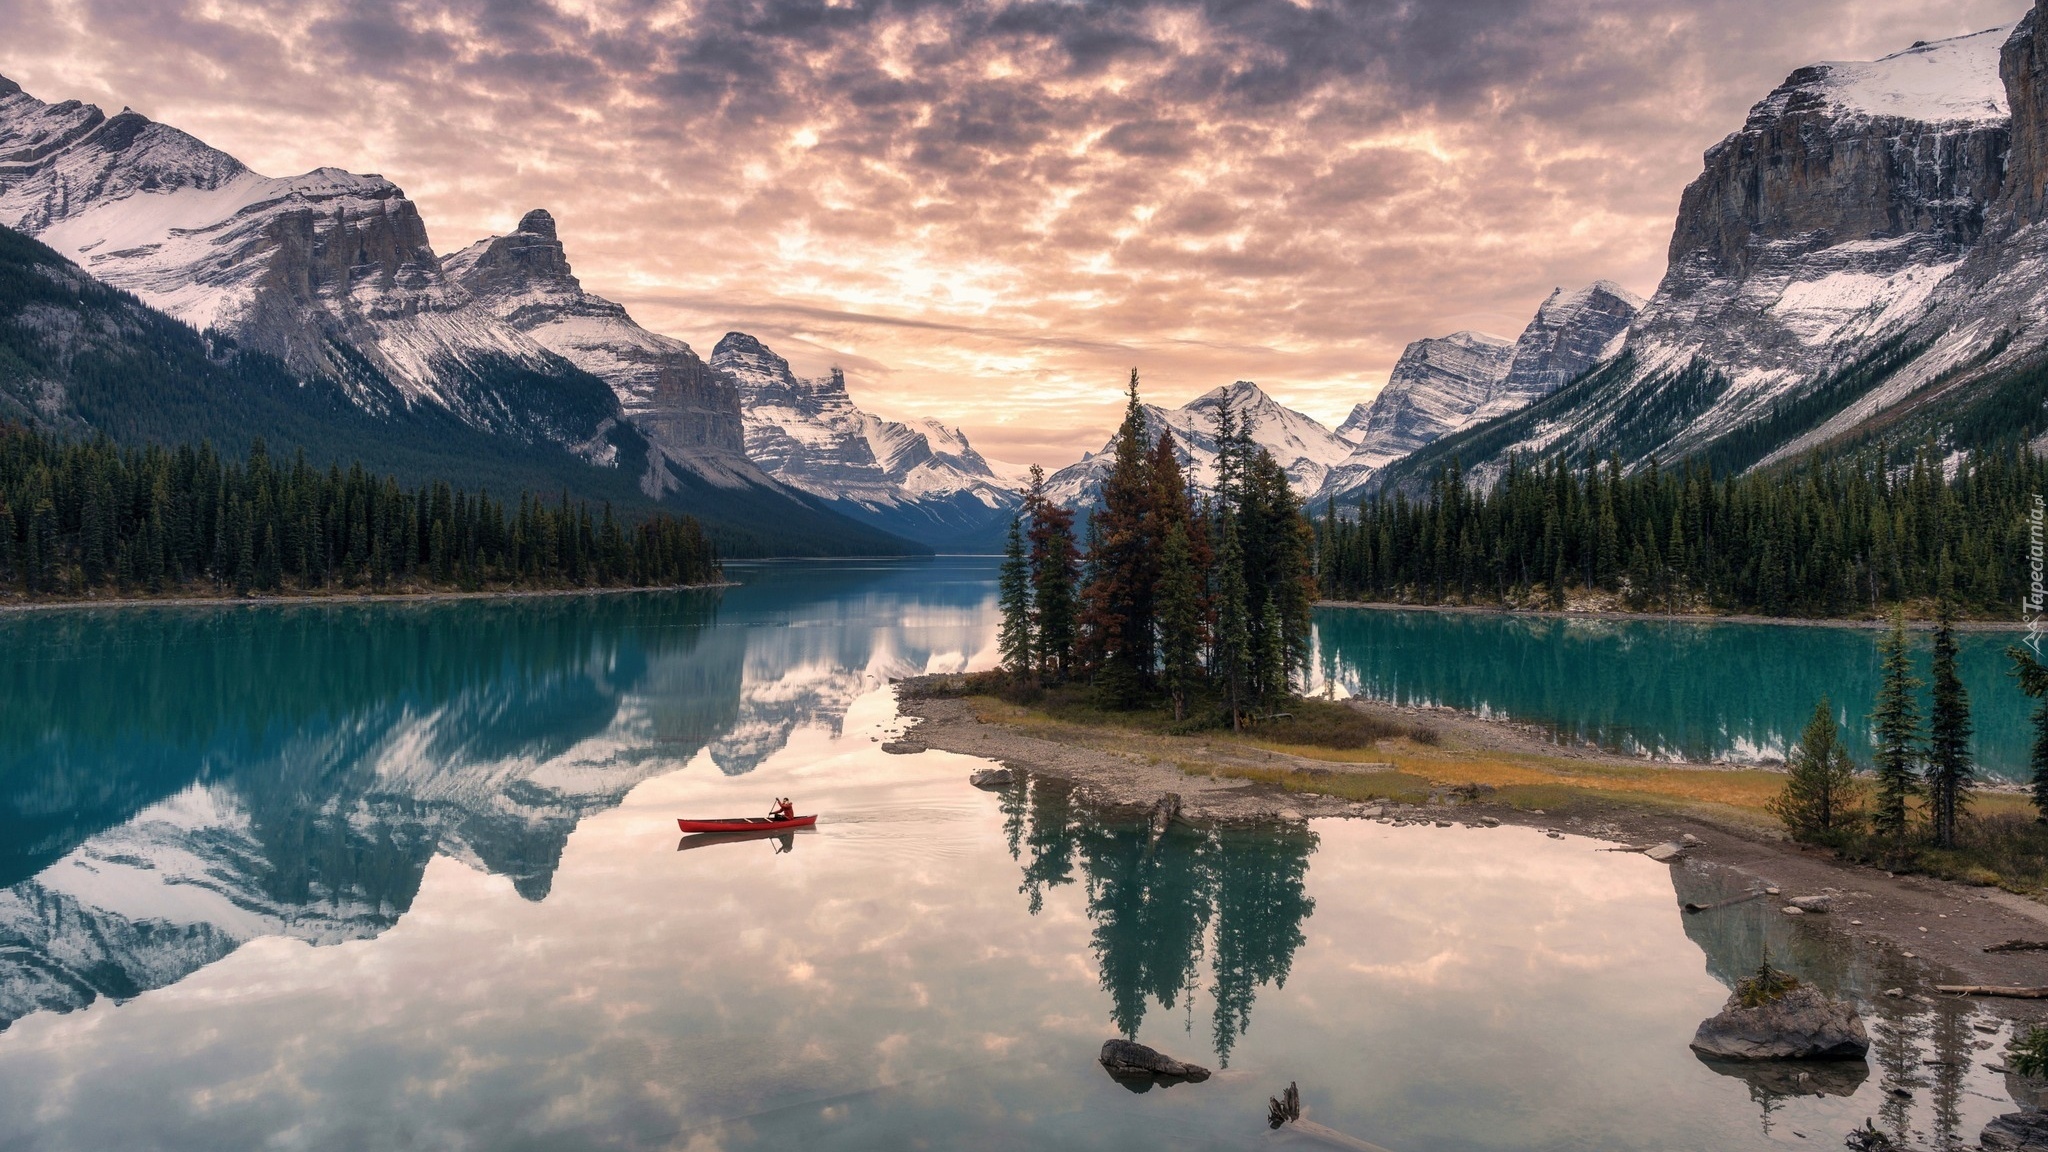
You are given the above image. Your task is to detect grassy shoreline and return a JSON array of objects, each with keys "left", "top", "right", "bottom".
[{"left": 940, "top": 682, "right": 2048, "bottom": 895}]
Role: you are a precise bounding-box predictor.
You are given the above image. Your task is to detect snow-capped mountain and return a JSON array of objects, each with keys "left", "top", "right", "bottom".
[
  {"left": 1043, "top": 381, "right": 1353, "bottom": 513},
  {"left": 1373, "top": 13, "right": 2048, "bottom": 497},
  {"left": 0, "top": 76, "right": 635, "bottom": 461},
  {"left": 0, "top": 74, "right": 922, "bottom": 555},
  {"left": 443, "top": 209, "right": 769, "bottom": 491},
  {"left": 1330, "top": 331, "right": 1514, "bottom": 462},
  {"left": 711, "top": 332, "right": 1023, "bottom": 549},
  {"left": 1317, "top": 282, "right": 1642, "bottom": 504}
]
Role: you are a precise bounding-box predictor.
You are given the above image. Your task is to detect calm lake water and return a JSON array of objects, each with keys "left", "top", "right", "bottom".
[
  {"left": 0, "top": 559, "right": 2031, "bottom": 1150},
  {"left": 1312, "top": 607, "right": 2037, "bottom": 778}
]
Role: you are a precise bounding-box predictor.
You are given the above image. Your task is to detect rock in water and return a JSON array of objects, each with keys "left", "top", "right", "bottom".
[
  {"left": 1689, "top": 985, "right": 1870, "bottom": 1061},
  {"left": 1098, "top": 1039, "right": 1211, "bottom": 1083},
  {"left": 1644, "top": 841, "right": 1686, "bottom": 862},
  {"left": 881, "top": 741, "right": 926, "bottom": 755},
  {"left": 1983, "top": 1111, "right": 2048, "bottom": 1151},
  {"left": 968, "top": 767, "right": 1015, "bottom": 788}
]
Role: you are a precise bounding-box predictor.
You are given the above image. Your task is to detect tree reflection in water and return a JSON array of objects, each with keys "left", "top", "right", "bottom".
[
  {"left": 1000, "top": 777, "right": 1316, "bottom": 1065},
  {"left": 1671, "top": 859, "right": 1993, "bottom": 1147}
]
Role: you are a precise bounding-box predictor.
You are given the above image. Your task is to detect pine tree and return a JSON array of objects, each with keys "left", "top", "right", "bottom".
[
  {"left": 1767, "top": 698, "right": 1862, "bottom": 840},
  {"left": 1157, "top": 522, "right": 1204, "bottom": 721},
  {"left": 1024, "top": 464, "right": 1081, "bottom": 682},
  {"left": 1870, "top": 611, "right": 1923, "bottom": 842},
  {"left": 1926, "top": 603, "right": 1974, "bottom": 848},
  {"left": 998, "top": 516, "right": 1035, "bottom": 680},
  {"left": 1257, "top": 592, "right": 1289, "bottom": 707},
  {"left": 1079, "top": 370, "right": 1159, "bottom": 705},
  {"left": 2009, "top": 646, "right": 2048, "bottom": 820},
  {"left": 1215, "top": 510, "right": 1253, "bottom": 730}
]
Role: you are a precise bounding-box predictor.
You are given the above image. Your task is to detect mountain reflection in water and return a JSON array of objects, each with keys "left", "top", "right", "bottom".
[
  {"left": 0, "top": 559, "right": 997, "bottom": 1034},
  {"left": 0, "top": 559, "right": 2036, "bottom": 1152}
]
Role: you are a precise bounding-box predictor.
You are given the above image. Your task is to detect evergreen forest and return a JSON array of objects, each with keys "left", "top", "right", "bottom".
[
  {"left": 0, "top": 427, "right": 719, "bottom": 600},
  {"left": 1317, "top": 445, "right": 2048, "bottom": 617}
]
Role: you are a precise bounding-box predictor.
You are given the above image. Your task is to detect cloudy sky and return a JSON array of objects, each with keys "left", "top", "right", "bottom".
[{"left": 0, "top": 0, "right": 2027, "bottom": 465}]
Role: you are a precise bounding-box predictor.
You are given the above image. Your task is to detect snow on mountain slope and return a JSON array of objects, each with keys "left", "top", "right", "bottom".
[
  {"left": 1366, "top": 16, "right": 2048, "bottom": 499},
  {"left": 443, "top": 210, "right": 770, "bottom": 490},
  {"left": 1329, "top": 332, "right": 1513, "bottom": 469},
  {"left": 711, "top": 333, "right": 1022, "bottom": 548},
  {"left": 0, "top": 75, "right": 632, "bottom": 462},
  {"left": 1778, "top": 26, "right": 2011, "bottom": 126},
  {"left": 1043, "top": 381, "right": 1350, "bottom": 513},
  {"left": 1316, "top": 282, "right": 1642, "bottom": 505}
]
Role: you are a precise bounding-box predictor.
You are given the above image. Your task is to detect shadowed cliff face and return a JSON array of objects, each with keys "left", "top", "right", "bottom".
[
  {"left": 444, "top": 210, "right": 764, "bottom": 491},
  {"left": 2003, "top": 3, "right": 2048, "bottom": 227}
]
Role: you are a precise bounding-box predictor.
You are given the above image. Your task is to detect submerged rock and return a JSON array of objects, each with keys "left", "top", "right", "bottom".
[
  {"left": 1098, "top": 1039, "right": 1210, "bottom": 1087},
  {"left": 1982, "top": 1110, "right": 2048, "bottom": 1150},
  {"left": 1690, "top": 985, "right": 1870, "bottom": 1061},
  {"left": 968, "top": 766, "right": 1015, "bottom": 787}
]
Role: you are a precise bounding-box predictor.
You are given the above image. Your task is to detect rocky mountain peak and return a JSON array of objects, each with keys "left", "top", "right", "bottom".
[
  {"left": 1492, "top": 281, "right": 1643, "bottom": 403},
  {"left": 0, "top": 75, "right": 19, "bottom": 97},
  {"left": 516, "top": 208, "right": 557, "bottom": 240},
  {"left": 2004, "top": 3, "right": 2048, "bottom": 225},
  {"left": 444, "top": 208, "right": 577, "bottom": 297},
  {"left": 1670, "top": 25, "right": 2013, "bottom": 280}
]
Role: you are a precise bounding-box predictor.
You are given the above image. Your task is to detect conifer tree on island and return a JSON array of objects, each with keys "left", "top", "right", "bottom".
[
  {"left": 1870, "top": 611, "right": 1924, "bottom": 844},
  {"left": 999, "top": 516, "right": 1035, "bottom": 681},
  {"left": 1925, "top": 604, "right": 1974, "bottom": 849},
  {"left": 994, "top": 371, "right": 1315, "bottom": 728},
  {"left": 1024, "top": 465, "right": 1081, "bottom": 683}
]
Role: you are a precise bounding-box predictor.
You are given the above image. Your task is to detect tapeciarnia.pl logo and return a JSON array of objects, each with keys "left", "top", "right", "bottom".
[{"left": 2027, "top": 494, "right": 2047, "bottom": 656}]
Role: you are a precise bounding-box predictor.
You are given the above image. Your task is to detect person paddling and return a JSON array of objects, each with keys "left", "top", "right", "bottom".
[{"left": 769, "top": 797, "right": 795, "bottom": 822}]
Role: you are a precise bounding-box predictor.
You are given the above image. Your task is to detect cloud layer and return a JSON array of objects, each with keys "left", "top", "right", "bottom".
[{"left": 0, "top": 0, "right": 2027, "bottom": 464}]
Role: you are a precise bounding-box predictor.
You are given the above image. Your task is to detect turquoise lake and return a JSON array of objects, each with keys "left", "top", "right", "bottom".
[
  {"left": 1312, "top": 607, "right": 2037, "bottom": 778},
  {"left": 0, "top": 558, "right": 2032, "bottom": 1150}
]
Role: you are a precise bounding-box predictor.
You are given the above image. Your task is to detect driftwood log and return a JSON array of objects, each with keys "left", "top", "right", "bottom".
[
  {"left": 1264, "top": 1082, "right": 1400, "bottom": 1151},
  {"left": 1935, "top": 985, "right": 2048, "bottom": 999},
  {"left": 1268, "top": 1082, "right": 1301, "bottom": 1128}
]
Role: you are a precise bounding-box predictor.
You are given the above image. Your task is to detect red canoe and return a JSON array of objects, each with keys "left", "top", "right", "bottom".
[{"left": 677, "top": 815, "right": 817, "bottom": 834}]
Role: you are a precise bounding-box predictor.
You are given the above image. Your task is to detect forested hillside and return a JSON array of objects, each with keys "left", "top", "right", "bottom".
[
  {"left": 0, "top": 428, "right": 719, "bottom": 599},
  {"left": 1318, "top": 446, "right": 2045, "bottom": 618}
]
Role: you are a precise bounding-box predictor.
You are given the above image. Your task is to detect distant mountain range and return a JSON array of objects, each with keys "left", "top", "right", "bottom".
[{"left": 6, "top": 2, "right": 2048, "bottom": 545}]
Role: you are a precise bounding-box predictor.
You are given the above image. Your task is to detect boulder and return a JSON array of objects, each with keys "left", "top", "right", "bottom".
[
  {"left": 1690, "top": 985, "right": 1870, "bottom": 1061},
  {"left": 1982, "top": 1110, "right": 2048, "bottom": 1151},
  {"left": 1789, "top": 895, "right": 1832, "bottom": 913},
  {"left": 1098, "top": 1039, "right": 1210, "bottom": 1085},
  {"left": 881, "top": 741, "right": 926, "bottom": 755},
  {"left": 1645, "top": 841, "right": 1686, "bottom": 862},
  {"left": 968, "top": 766, "right": 1015, "bottom": 787}
]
